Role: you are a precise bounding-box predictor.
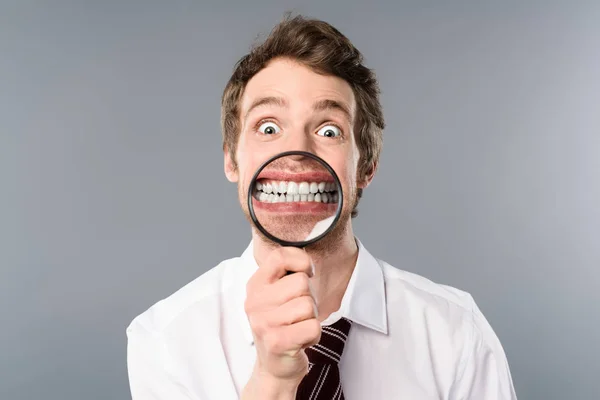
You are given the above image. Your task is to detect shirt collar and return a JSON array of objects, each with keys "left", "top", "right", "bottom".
[{"left": 234, "top": 238, "right": 388, "bottom": 345}]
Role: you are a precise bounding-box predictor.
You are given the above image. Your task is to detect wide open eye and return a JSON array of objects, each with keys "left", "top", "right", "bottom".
[
  {"left": 316, "top": 124, "right": 342, "bottom": 138},
  {"left": 258, "top": 121, "right": 281, "bottom": 135}
]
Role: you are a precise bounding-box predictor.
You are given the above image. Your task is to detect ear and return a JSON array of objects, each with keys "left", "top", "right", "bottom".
[
  {"left": 357, "top": 161, "right": 377, "bottom": 189},
  {"left": 224, "top": 146, "right": 238, "bottom": 183}
]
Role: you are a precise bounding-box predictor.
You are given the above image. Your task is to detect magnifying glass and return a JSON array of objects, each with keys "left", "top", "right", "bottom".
[{"left": 247, "top": 150, "right": 343, "bottom": 248}]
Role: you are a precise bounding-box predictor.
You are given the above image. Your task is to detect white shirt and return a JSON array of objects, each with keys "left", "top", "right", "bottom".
[{"left": 127, "top": 239, "right": 517, "bottom": 399}]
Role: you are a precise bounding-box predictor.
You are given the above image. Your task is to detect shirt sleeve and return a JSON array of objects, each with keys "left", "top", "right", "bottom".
[
  {"left": 450, "top": 295, "right": 518, "bottom": 400},
  {"left": 126, "top": 320, "right": 203, "bottom": 400}
]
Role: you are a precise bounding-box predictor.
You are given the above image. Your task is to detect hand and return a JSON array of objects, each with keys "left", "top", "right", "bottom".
[{"left": 242, "top": 247, "right": 321, "bottom": 398}]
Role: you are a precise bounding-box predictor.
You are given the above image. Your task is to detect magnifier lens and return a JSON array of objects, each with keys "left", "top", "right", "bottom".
[{"left": 248, "top": 151, "right": 343, "bottom": 247}]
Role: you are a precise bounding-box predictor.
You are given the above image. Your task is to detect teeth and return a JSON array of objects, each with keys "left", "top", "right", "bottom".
[
  {"left": 298, "top": 182, "right": 310, "bottom": 195},
  {"left": 255, "top": 179, "right": 340, "bottom": 202},
  {"left": 256, "top": 181, "right": 337, "bottom": 192},
  {"left": 279, "top": 181, "right": 287, "bottom": 194},
  {"left": 256, "top": 190, "right": 338, "bottom": 202},
  {"left": 287, "top": 181, "right": 298, "bottom": 195}
]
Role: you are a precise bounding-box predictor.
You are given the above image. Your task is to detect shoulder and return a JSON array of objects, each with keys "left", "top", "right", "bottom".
[
  {"left": 378, "top": 258, "right": 508, "bottom": 369},
  {"left": 369, "top": 256, "right": 515, "bottom": 396},
  {"left": 126, "top": 256, "right": 241, "bottom": 336},
  {"left": 376, "top": 257, "right": 495, "bottom": 349},
  {"left": 379, "top": 259, "right": 477, "bottom": 314}
]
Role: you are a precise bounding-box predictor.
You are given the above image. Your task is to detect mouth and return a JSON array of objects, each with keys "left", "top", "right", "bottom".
[
  {"left": 250, "top": 170, "right": 340, "bottom": 215},
  {"left": 253, "top": 179, "right": 339, "bottom": 203},
  {"left": 252, "top": 171, "right": 339, "bottom": 204}
]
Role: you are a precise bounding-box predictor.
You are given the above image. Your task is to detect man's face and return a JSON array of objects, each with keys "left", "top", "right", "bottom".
[{"left": 225, "top": 58, "right": 371, "bottom": 246}]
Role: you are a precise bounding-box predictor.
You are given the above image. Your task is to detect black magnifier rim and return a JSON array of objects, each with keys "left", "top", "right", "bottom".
[{"left": 247, "top": 150, "right": 344, "bottom": 247}]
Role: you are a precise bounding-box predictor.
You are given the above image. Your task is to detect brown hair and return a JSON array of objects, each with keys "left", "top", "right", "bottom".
[{"left": 221, "top": 14, "right": 385, "bottom": 217}]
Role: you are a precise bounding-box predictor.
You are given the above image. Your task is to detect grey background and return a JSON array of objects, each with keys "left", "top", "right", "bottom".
[{"left": 1, "top": 1, "right": 599, "bottom": 399}]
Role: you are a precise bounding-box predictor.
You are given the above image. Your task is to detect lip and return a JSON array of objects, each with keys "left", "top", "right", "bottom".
[{"left": 256, "top": 170, "right": 336, "bottom": 183}]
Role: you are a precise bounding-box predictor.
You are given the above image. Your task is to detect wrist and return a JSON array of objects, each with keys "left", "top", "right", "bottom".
[{"left": 241, "top": 367, "right": 301, "bottom": 400}]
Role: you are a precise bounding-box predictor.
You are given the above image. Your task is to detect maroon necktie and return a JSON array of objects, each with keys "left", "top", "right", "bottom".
[{"left": 296, "top": 318, "right": 352, "bottom": 400}]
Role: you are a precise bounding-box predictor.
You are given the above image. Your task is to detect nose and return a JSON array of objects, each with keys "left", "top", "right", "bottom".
[{"left": 284, "top": 131, "right": 315, "bottom": 161}]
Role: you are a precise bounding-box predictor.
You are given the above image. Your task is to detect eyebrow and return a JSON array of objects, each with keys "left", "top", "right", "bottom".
[
  {"left": 243, "top": 96, "right": 352, "bottom": 123},
  {"left": 244, "top": 96, "right": 288, "bottom": 122},
  {"left": 312, "top": 99, "right": 352, "bottom": 123}
]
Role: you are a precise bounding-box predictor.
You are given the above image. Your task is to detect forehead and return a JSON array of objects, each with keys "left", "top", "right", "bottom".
[{"left": 241, "top": 58, "right": 356, "bottom": 116}]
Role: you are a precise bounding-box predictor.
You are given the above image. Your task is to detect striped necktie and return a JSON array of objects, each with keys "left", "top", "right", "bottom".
[{"left": 296, "top": 317, "right": 352, "bottom": 400}]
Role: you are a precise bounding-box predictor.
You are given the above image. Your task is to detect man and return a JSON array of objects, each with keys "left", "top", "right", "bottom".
[{"left": 127, "top": 15, "right": 517, "bottom": 400}]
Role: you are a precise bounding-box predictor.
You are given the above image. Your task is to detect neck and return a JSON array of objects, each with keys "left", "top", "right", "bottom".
[{"left": 252, "top": 222, "right": 358, "bottom": 322}]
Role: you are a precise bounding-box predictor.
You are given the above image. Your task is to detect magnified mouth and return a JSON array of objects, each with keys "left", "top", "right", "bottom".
[
  {"left": 253, "top": 170, "right": 338, "bottom": 202},
  {"left": 251, "top": 171, "right": 340, "bottom": 211},
  {"left": 254, "top": 179, "right": 339, "bottom": 203}
]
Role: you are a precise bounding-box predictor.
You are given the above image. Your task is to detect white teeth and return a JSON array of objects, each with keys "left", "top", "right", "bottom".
[
  {"left": 299, "top": 182, "right": 310, "bottom": 195},
  {"left": 287, "top": 181, "right": 298, "bottom": 195},
  {"left": 279, "top": 181, "right": 287, "bottom": 194},
  {"left": 256, "top": 179, "right": 339, "bottom": 202}
]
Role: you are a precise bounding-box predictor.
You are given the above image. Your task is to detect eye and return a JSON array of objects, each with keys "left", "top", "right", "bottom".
[
  {"left": 316, "top": 124, "right": 342, "bottom": 138},
  {"left": 257, "top": 121, "right": 281, "bottom": 135}
]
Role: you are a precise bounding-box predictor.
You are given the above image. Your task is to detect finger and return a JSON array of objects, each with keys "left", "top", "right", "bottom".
[
  {"left": 267, "top": 295, "right": 318, "bottom": 326},
  {"left": 248, "top": 271, "right": 314, "bottom": 311},
  {"left": 278, "top": 319, "right": 322, "bottom": 353},
  {"left": 248, "top": 247, "right": 313, "bottom": 289}
]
